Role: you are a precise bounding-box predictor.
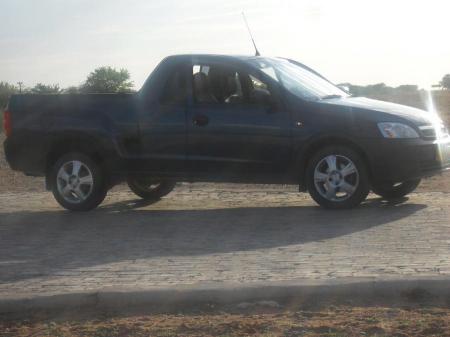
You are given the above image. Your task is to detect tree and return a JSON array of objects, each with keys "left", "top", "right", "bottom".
[
  {"left": 30, "top": 83, "right": 62, "bottom": 94},
  {"left": 396, "top": 85, "right": 418, "bottom": 93},
  {"left": 364, "top": 83, "right": 394, "bottom": 96},
  {"left": 81, "top": 66, "right": 134, "bottom": 93},
  {"left": 440, "top": 74, "right": 450, "bottom": 90},
  {"left": 337, "top": 82, "right": 395, "bottom": 97},
  {"left": 64, "top": 86, "right": 80, "bottom": 94}
]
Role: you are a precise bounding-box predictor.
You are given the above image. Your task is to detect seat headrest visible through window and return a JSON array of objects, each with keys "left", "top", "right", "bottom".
[{"left": 193, "top": 72, "right": 218, "bottom": 103}]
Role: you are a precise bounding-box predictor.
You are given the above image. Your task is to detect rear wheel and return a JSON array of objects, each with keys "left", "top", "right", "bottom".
[
  {"left": 127, "top": 177, "right": 176, "bottom": 200},
  {"left": 372, "top": 179, "right": 421, "bottom": 200},
  {"left": 51, "top": 152, "right": 107, "bottom": 211},
  {"left": 306, "top": 146, "right": 370, "bottom": 209}
]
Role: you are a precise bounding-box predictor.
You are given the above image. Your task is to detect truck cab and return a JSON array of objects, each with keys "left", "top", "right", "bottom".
[{"left": 135, "top": 55, "right": 292, "bottom": 182}]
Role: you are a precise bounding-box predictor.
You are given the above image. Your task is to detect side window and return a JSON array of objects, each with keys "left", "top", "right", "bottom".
[
  {"left": 192, "top": 64, "right": 244, "bottom": 104},
  {"left": 160, "top": 67, "right": 187, "bottom": 105},
  {"left": 248, "top": 74, "right": 272, "bottom": 105},
  {"left": 191, "top": 64, "right": 274, "bottom": 107},
  {"left": 223, "top": 71, "right": 244, "bottom": 104},
  {"left": 249, "top": 74, "right": 269, "bottom": 92}
]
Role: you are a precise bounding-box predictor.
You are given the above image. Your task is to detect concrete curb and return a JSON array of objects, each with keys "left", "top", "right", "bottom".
[{"left": 2, "top": 277, "right": 450, "bottom": 318}]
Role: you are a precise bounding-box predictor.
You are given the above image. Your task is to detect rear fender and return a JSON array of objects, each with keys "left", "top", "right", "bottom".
[{"left": 44, "top": 132, "right": 120, "bottom": 190}]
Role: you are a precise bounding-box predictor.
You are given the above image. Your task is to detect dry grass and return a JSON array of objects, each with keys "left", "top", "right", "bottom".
[{"left": 2, "top": 306, "right": 450, "bottom": 337}]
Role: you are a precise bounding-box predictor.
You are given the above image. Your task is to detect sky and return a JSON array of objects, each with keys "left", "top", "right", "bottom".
[{"left": 1, "top": 0, "right": 449, "bottom": 90}]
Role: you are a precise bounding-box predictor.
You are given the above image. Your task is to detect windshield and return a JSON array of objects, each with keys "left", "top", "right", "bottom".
[{"left": 249, "top": 58, "right": 349, "bottom": 100}]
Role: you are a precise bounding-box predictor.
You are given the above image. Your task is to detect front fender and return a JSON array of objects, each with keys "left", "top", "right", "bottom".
[{"left": 293, "top": 134, "right": 370, "bottom": 191}]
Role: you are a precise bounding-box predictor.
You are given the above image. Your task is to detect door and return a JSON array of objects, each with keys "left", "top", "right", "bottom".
[
  {"left": 186, "top": 60, "right": 292, "bottom": 181},
  {"left": 136, "top": 60, "right": 190, "bottom": 175}
]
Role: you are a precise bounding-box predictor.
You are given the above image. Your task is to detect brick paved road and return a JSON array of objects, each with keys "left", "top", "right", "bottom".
[{"left": 1, "top": 184, "right": 449, "bottom": 300}]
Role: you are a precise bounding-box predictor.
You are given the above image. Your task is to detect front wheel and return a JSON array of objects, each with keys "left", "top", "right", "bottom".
[
  {"left": 127, "top": 177, "right": 176, "bottom": 200},
  {"left": 371, "top": 179, "right": 421, "bottom": 200},
  {"left": 51, "top": 152, "right": 107, "bottom": 211},
  {"left": 306, "top": 146, "right": 370, "bottom": 209}
]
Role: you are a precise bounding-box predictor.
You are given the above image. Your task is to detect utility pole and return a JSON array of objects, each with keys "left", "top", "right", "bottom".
[{"left": 17, "top": 82, "right": 23, "bottom": 93}]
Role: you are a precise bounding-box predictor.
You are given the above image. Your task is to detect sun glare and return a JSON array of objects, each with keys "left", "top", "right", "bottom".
[{"left": 426, "top": 89, "right": 449, "bottom": 163}]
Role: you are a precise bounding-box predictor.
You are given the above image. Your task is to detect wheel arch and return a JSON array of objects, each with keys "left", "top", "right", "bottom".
[
  {"left": 296, "top": 136, "right": 372, "bottom": 191},
  {"left": 44, "top": 133, "right": 116, "bottom": 190}
]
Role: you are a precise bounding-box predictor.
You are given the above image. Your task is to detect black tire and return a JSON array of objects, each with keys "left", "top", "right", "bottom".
[
  {"left": 306, "top": 146, "right": 370, "bottom": 209},
  {"left": 127, "top": 177, "right": 176, "bottom": 200},
  {"left": 372, "top": 179, "right": 421, "bottom": 200},
  {"left": 50, "top": 152, "right": 107, "bottom": 211}
]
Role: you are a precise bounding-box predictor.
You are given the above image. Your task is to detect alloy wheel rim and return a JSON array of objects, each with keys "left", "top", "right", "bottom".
[
  {"left": 314, "top": 154, "right": 359, "bottom": 202},
  {"left": 56, "top": 160, "right": 94, "bottom": 203}
]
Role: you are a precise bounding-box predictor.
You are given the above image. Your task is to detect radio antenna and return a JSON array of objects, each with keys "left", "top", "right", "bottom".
[{"left": 242, "top": 12, "right": 260, "bottom": 56}]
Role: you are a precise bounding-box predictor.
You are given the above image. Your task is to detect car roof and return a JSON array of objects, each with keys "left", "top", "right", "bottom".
[{"left": 164, "top": 54, "right": 267, "bottom": 63}]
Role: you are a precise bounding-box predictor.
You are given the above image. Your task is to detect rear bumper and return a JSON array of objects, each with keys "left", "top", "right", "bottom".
[{"left": 361, "top": 136, "right": 450, "bottom": 184}]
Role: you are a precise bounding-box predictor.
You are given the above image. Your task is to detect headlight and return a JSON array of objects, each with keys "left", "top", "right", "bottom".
[{"left": 377, "top": 122, "right": 419, "bottom": 139}]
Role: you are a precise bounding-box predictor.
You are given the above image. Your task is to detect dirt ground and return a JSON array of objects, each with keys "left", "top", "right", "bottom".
[{"left": 2, "top": 306, "right": 450, "bottom": 337}]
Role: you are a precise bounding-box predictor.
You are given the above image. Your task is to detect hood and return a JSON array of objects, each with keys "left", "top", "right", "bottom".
[{"left": 319, "top": 96, "right": 437, "bottom": 126}]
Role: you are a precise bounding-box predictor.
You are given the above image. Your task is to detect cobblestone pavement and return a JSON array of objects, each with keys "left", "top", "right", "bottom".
[{"left": 0, "top": 184, "right": 449, "bottom": 300}]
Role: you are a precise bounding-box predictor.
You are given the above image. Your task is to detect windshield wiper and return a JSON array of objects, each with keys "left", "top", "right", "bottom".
[{"left": 321, "top": 94, "right": 342, "bottom": 99}]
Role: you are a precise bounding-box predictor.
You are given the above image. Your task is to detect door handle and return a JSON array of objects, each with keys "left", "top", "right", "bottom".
[{"left": 193, "top": 115, "right": 209, "bottom": 126}]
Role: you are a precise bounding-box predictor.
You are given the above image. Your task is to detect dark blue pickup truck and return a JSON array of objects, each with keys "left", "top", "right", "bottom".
[{"left": 4, "top": 54, "right": 450, "bottom": 210}]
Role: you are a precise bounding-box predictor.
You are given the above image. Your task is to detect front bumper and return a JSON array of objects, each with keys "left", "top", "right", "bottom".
[{"left": 361, "top": 136, "right": 450, "bottom": 184}]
